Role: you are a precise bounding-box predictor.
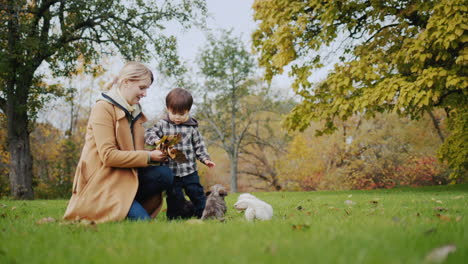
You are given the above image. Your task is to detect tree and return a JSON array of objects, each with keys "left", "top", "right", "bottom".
[
  {"left": 0, "top": 113, "right": 9, "bottom": 196},
  {"left": 0, "top": 0, "right": 206, "bottom": 199},
  {"left": 195, "top": 30, "right": 260, "bottom": 192},
  {"left": 252, "top": 0, "right": 467, "bottom": 180},
  {"left": 237, "top": 96, "right": 293, "bottom": 191},
  {"left": 277, "top": 112, "right": 449, "bottom": 191}
]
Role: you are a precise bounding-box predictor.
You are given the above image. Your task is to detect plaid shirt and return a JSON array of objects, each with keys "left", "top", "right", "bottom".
[{"left": 145, "top": 116, "right": 211, "bottom": 177}]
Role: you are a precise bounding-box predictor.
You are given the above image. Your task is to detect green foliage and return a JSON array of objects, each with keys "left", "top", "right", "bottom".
[
  {"left": 1, "top": 185, "right": 468, "bottom": 263},
  {"left": 438, "top": 107, "right": 468, "bottom": 181},
  {"left": 197, "top": 29, "right": 255, "bottom": 104},
  {"left": 252, "top": 0, "right": 468, "bottom": 180}
]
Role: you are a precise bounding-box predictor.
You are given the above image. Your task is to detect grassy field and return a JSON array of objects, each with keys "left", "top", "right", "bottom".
[{"left": 1, "top": 184, "right": 467, "bottom": 264}]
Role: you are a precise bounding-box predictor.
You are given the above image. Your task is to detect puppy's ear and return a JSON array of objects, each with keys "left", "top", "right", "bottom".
[
  {"left": 219, "top": 189, "right": 228, "bottom": 197},
  {"left": 205, "top": 191, "right": 211, "bottom": 197}
]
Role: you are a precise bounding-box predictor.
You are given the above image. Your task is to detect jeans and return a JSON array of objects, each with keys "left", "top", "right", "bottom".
[
  {"left": 166, "top": 171, "right": 206, "bottom": 218},
  {"left": 127, "top": 200, "right": 151, "bottom": 221},
  {"left": 127, "top": 165, "right": 173, "bottom": 221}
]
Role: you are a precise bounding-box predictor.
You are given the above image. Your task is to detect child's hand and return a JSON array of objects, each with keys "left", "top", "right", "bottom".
[{"left": 204, "top": 160, "right": 216, "bottom": 168}]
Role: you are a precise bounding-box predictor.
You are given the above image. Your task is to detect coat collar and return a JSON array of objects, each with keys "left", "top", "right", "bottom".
[{"left": 99, "top": 89, "right": 142, "bottom": 119}]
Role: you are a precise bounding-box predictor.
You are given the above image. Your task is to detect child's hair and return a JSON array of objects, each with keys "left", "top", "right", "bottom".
[
  {"left": 166, "top": 88, "right": 193, "bottom": 114},
  {"left": 105, "top": 61, "right": 154, "bottom": 90}
]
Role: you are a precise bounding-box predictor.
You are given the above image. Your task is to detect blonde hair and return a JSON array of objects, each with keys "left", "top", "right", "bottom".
[{"left": 105, "top": 61, "right": 154, "bottom": 90}]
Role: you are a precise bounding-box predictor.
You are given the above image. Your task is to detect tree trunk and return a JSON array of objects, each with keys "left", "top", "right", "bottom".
[
  {"left": 7, "top": 95, "right": 34, "bottom": 199},
  {"left": 6, "top": 71, "right": 35, "bottom": 199},
  {"left": 230, "top": 154, "right": 238, "bottom": 193},
  {"left": 229, "top": 82, "right": 238, "bottom": 193},
  {"left": 4, "top": 0, "right": 34, "bottom": 199}
]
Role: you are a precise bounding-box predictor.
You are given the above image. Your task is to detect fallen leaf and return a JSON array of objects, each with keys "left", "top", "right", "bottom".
[
  {"left": 292, "top": 224, "right": 310, "bottom": 231},
  {"left": 347, "top": 194, "right": 352, "bottom": 198},
  {"left": 435, "top": 214, "right": 451, "bottom": 222},
  {"left": 11, "top": 206, "right": 16, "bottom": 211},
  {"left": 36, "top": 217, "right": 56, "bottom": 224},
  {"left": 344, "top": 200, "right": 355, "bottom": 206},
  {"left": 453, "top": 195, "right": 464, "bottom": 200},
  {"left": 424, "top": 244, "right": 456, "bottom": 263},
  {"left": 455, "top": 216, "right": 462, "bottom": 222},
  {"left": 435, "top": 200, "right": 443, "bottom": 204},
  {"left": 369, "top": 200, "right": 379, "bottom": 204}
]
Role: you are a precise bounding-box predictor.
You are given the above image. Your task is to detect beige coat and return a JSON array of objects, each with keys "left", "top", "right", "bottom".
[{"left": 63, "top": 100, "right": 162, "bottom": 223}]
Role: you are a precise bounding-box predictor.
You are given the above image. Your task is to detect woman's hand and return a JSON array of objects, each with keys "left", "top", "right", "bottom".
[{"left": 150, "top": 149, "right": 168, "bottom": 162}]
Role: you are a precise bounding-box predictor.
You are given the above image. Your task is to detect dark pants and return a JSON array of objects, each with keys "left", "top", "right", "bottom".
[
  {"left": 166, "top": 171, "right": 206, "bottom": 218},
  {"left": 127, "top": 165, "right": 173, "bottom": 221}
]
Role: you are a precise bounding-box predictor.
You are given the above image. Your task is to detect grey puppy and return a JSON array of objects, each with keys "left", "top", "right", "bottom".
[{"left": 201, "top": 184, "right": 228, "bottom": 220}]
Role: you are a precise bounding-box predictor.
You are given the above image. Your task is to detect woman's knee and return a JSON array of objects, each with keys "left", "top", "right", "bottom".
[{"left": 157, "top": 166, "right": 174, "bottom": 189}]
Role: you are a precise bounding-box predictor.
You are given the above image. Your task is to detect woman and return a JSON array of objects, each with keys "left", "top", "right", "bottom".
[{"left": 64, "top": 62, "right": 172, "bottom": 223}]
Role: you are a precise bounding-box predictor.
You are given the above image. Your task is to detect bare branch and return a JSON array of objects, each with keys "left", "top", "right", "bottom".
[
  {"left": 29, "top": 0, "right": 60, "bottom": 35},
  {"left": 238, "top": 170, "right": 269, "bottom": 181},
  {"left": 199, "top": 108, "right": 227, "bottom": 146},
  {"left": 427, "top": 110, "right": 445, "bottom": 143},
  {"left": 235, "top": 115, "right": 255, "bottom": 151},
  {"left": 364, "top": 23, "right": 399, "bottom": 44}
]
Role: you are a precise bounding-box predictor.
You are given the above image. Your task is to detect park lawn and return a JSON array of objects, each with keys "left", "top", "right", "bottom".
[{"left": 0, "top": 184, "right": 467, "bottom": 264}]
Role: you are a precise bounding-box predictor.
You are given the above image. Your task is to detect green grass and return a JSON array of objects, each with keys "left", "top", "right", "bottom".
[{"left": 1, "top": 184, "right": 467, "bottom": 264}]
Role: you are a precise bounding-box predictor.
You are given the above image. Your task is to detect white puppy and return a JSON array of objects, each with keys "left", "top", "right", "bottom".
[{"left": 234, "top": 193, "right": 273, "bottom": 221}]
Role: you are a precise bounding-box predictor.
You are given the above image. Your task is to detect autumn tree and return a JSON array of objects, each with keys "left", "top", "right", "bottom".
[
  {"left": 252, "top": 0, "right": 467, "bottom": 180},
  {"left": 277, "top": 112, "right": 449, "bottom": 191},
  {"left": 237, "top": 95, "right": 293, "bottom": 191},
  {"left": 0, "top": 0, "right": 206, "bottom": 199}
]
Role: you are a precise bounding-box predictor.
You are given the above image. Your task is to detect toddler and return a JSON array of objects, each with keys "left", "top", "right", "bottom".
[{"left": 145, "top": 88, "right": 215, "bottom": 219}]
